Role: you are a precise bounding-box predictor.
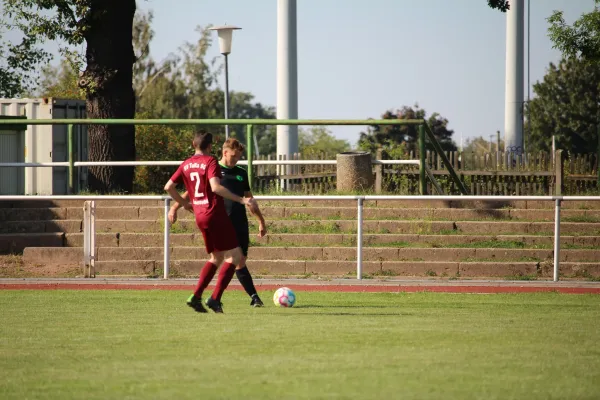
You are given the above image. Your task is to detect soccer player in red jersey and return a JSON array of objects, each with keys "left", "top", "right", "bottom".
[
  {"left": 164, "top": 130, "right": 258, "bottom": 313},
  {"left": 169, "top": 138, "right": 267, "bottom": 307}
]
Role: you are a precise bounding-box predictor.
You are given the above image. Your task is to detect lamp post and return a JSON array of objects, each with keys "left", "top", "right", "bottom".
[{"left": 209, "top": 25, "right": 241, "bottom": 139}]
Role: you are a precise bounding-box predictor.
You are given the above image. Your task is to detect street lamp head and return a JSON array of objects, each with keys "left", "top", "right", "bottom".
[{"left": 209, "top": 25, "right": 242, "bottom": 55}]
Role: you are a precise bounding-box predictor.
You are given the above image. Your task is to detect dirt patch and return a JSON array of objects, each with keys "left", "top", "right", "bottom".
[{"left": 0, "top": 255, "right": 81, "bottom": 278}]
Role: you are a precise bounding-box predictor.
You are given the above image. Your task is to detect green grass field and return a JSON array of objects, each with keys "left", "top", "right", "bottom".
[{"left": 1, "top": 290, "right": 599, "bottom": 399}]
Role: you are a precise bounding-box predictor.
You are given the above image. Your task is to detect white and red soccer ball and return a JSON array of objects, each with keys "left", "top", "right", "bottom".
[{"left": 273, "top": 287, "right": 296, "bottom": 308}]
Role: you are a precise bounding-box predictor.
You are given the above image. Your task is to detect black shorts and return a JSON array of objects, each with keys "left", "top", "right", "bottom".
[{"left": 232, "top": 221, "right": 250, "bottom": 257}]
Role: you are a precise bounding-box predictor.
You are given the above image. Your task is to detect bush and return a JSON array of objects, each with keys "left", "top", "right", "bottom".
[
  {"left": 133, "top": 124, "right": 193, "bottom": 193},
  {"left": 133, "top": 120, "right": 227, "bottom": 193}
]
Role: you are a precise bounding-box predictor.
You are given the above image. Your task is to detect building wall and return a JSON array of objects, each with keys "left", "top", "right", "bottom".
[{"left": 0, "top": 98, "right": 87, "bottom": 194}]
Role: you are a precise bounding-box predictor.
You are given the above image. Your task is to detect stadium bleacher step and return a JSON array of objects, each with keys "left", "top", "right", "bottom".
[
  {"left": 3, "top": 199, "right": 600, "bottom": 280},
  {"left": 22, "top": 246, "right": 600, "bottom": 264}
]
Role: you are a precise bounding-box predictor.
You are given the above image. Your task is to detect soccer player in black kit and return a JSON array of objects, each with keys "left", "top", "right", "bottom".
[{"left": 169, "top": 138, "right": 266, "bottom": 307}]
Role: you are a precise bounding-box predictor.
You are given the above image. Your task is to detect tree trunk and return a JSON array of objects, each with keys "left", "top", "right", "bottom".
[{"left": 82, "top": 0, "right": 136, "bottom": 193}]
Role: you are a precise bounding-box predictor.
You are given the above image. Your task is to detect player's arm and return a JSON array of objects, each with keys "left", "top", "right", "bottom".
[
  {"left": 164, "top": 180, "right": 193, "bottom": 212},
  {"left": 209, "top": 177, "right": 256, "bottom": 209},
  {"left": 245, "top": 190, "right": 267, "bottom": 237},
  {"left": 170, "top": 191, "right": 189, "bottom": 209},
  {"left": 168, "top": 191, "right": 189, "bottom": 223}
]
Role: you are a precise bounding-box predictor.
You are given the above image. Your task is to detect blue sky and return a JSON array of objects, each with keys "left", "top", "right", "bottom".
[{"left": 11, "top": 0, "right": 594, "bottom": 147}]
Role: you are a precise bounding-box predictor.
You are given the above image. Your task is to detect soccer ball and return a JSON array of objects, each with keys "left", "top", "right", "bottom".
[{"left": 273, "top": 287, "right": 296, "bottom": 308}]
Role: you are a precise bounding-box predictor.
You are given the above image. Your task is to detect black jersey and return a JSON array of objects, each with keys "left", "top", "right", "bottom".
[{"left": 219, "top": 162, "right": 251, "bottom": 222}]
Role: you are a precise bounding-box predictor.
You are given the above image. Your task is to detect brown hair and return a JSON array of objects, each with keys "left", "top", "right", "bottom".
[
  {"left": 222, "top": 138, "right": 245, "bottom": 152},
  {"left": 193, "top": 130, "right": 213, "bottom": 151}
]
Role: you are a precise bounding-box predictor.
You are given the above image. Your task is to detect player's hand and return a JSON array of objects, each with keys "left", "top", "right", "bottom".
[
  {"left": 258, "top": 221, "right": 267, "bottom": 238},
  {"left": 168, "top": 208, "right": 178, "bottom": 224},
  {"left": 182, "top": 202, "right": 193, "bottom": 212}
]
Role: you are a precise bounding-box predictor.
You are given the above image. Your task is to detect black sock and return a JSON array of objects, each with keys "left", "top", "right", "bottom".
[{"left": 236, "top": 266, "right": 258, "bottom": 298}]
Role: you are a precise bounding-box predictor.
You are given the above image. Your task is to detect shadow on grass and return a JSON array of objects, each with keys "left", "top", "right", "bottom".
[
  {"left": 272, "top": 311, "right": 413, "bottom": 316},
  {"left": 293, "top": 304, "right": 401, "bottom": 309}
]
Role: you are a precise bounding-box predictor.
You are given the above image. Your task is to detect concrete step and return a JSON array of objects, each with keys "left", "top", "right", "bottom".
[
  {"left": 62, "top": 232, "right": 600, "bottom": 248},
  {"left": 0, "top": 199, "right": 165, "bottom": 208},
  {"left": 252, "top": 220, "right": 600, "bottom": 235},
  {"left": 22, "top": 246, "right": 600, "bottom": 264},
  {"left": 3, "top": 218, "right": 599, "bottom": 237},
  {"left": 0, "top": 233, "right": 64, "bottom": 253},
  {"left": 38, "top": 219, "right": 597, "bottom": 236},
  {"left": 91, "top": 259, "right": 600, "bottom": 279},
  {"left": 3, "top": 206, "right": 598, "bottom": 222},
  {"left": 0, "top": 206, "right": 600, "bottom": 233},
  {"left": 0, "top": 208, "right": 70, "bottom": 221},
  {"left": 0, "top": 220, "right": 81, "bottom": 234},
  {"left": 159, "top": 207, "right": 598, "bottom": 222}
]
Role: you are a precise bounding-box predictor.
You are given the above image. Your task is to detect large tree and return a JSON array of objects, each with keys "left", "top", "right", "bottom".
[
  {"left": 526, "top": 57, "right": 600, "bottom": 153},
  {"left": 300, "top": 127, "right": 350, "bottom": 155},
  {"left": 548, "top": 1, "right": 600, "bottom": 62},
  {"left": 358, "top": 105, "right": 457, "bottom": 155},
  {"left": 4, "top": 0, "right": 136, "bottom": 193}
]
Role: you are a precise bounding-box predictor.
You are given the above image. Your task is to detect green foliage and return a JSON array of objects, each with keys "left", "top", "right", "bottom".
[
  {"left": 132, "top": 9, "right": 155, "bottom": 93},
  {"left": 487, "top": 0, "right": 509, "bottom": 12},
  {"left": 547, "top": 2, "right": 600, "bottom": 62},
  {"left": 358, "top": 105, "right": 457, "bottom": 155},
  {"left": 0, "top": 33, "right": 50, "bottom": 97},
  {"left": 462, "top": 135, "right": 504, "bottom": 153},
  {"left": 1, "top": 0, "right": 90, "bottom": 96},
  {"left": 525, "top": 58, "right": 600, "bottom": 153},
  {"left": 256, "top": 125, "right": 277, "bottom": 156},
  {"left": 37, "top": 58, "right": 84, "bottom": 99},
  {"left": 133, "top": 117, "right": 195, "bottom": 193},
  {"left": 134, "top": 22, "right": 276, "bottom": 151},
  {"left": 229, "top": 92, "right": 276, "bottom": 150},
  {"left": 299, "top": 126, "right": 351, "bottom": 156}
]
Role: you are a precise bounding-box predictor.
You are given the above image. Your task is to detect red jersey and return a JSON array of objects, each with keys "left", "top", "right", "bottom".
[{"left": 170, "top": 154, "right": 226, "bottom": 220}]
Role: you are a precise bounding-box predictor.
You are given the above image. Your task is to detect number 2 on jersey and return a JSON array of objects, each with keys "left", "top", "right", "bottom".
[{"left": 190, "top": 172, "right": 204, "bottom": 198}]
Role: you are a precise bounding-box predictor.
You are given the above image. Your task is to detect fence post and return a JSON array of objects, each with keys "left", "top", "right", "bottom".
[
  {"left": 553, "top": 199, "right": 562, "bottom": 282},
  {"left": 246, "top": 124, "right": 254, "bottom": 189},
  {"left": 83, "top": 200, "right": 96, "bottom": 278},
  {"left": 419, "top": 125, "right": 427, "bottom": 195},
  {"left": 356, "top": 197, "right": 364, "bottom": 280},
  {"left": 68, "top": 124, "right": 74, "bottom": 194},
  {"left": 375, "top": 147, "right": 383, "bottom": 194},
  {"left": 83, "top": 201, "right": 90, "bottom": 277},
  {"left": 554, "top": 150, "right": 563, "bottom": 196},
  {"left": 163, "top": 198, "right": 170, "bottom": 279}
]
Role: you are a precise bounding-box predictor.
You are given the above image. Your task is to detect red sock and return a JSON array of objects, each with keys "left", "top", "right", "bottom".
[
  {"left": 211, "top": 262, "right": 236, "bottom": 302},
  {"left": 194, "top": 261, "right": 217, "bottom": 298}
]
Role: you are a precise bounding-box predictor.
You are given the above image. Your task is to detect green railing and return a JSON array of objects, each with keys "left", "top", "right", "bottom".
[{"left": 0, "top": 118, "right": 468, "bottom": 195}]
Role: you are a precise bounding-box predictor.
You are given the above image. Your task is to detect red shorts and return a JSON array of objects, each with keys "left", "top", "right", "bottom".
[{"left": 195, "top": 211, "right": 239, "bottom": 254}]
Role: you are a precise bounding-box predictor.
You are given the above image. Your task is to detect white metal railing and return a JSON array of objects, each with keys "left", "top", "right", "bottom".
[
  {"left": 83, "top": 201, "right": 96, "bottom": 277},
  {"left": 0, "top": 194, "right": 598, "bottom": 282}
]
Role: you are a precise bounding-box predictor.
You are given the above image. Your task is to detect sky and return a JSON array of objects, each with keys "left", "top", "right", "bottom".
[{"left": 9, "top": 0, "right": 595, "bottom": 148}]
